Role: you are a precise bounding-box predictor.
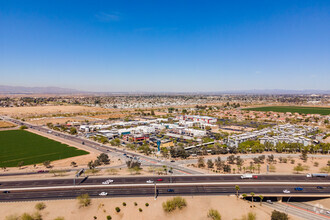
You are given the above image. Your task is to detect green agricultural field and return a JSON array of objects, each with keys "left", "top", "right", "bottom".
[
  {"left": 0, "top": 130, "right": 89, "bottom": 167},
  {"left": 243, "top": 106, "right": 330, "bottom": 115}
]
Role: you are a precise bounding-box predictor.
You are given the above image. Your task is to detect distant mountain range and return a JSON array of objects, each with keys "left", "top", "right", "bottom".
[
  {"left": 209, "top": 89, "right": 330, "bottom": 95},
  {"left": 0, "top": 85, "right": 84, "bottom": 94},
  {"left": 0, "top": 85, "right": 329, "bottom": 95}
]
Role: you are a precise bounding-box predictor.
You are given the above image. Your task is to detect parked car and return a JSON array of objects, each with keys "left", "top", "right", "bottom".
[
  {"left": 294, "top": 187, "right": 303, "bottom": 191},
  {"left": 157, "top": 179, "right": 163, "bottom": 182},
  {"left": 170, "top": 160, "right": 175, "bottom": 162},
  {"left": 283, "top": 189, "right": 290, "bottom": 194},
  {"left": 2, "top": 191, "right": 10, "bottom": 193},
  {"left": 167, "top": 189, "right": 174, "bottom": 192},
  {"left": 146, "top": 180, "right": 154, "bottom": 184},
  {"left": 37, "top": 170, "right": 45, "bottom": 173},
  {"left": 317, "top": 186, "right": 324, "bottom": 189},
  {"left": 99, "top": 192, "right": 108, "bottom": 196},
  {"left": 252, "top": 175, "right": 258, "bottom": 179}
]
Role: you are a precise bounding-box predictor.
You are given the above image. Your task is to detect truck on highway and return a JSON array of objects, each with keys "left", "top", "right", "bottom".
[
  {"left": 240, "top": 174, "right": 253, "bottom": 179},
  {"left": 306, "top": 173, "right": 328, "bottom": 178}
]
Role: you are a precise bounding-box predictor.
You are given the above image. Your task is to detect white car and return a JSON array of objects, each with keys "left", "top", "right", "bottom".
[
  {"left": 146, "top": 180, "right": 154, "bottom": 184},
  {"left": 306, "top": 173, "right": 312, "bottom": 178},
  {"left": 102, "top": 179, "right": 114, "bottom": 184},
  {"left": 283, "top": 190, "right": 291, "bottom": 194},
  {"left": 99, "top": 192, "right": 108, "bottom": 196}
]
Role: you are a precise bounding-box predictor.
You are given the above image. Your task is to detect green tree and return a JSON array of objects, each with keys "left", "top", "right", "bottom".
[
  {"left": 259, "top": 195, "right": 264, "bottom": 206},
  {"left": 35, "top": 202, "right": 46, "bottom": 211},
  {"left": 97, "top": 153, "right": 110, "bottom": 165},
  {"left": 197, "top": 157, "right": 205, "bottom": 168},
  {"left": 207, "top": 159, "right": 214, "bottom": 168},
  {"left": 77, "top": 194, "right": 91, "bottom": 207},
  {"left": 271, "top": 210, "right": 288, "bottom": 220},
  {"left": 235, "top": 185, "right": 240, "bottom": 199},
  {"left": 69, "top": 127, "right": 77, "bottom": 135},
  {"left": 293, "top": 163, "right": 304, "bottom": 173},
  {"left": 250, "top": 192, "right": 255, "bottom": 207}
]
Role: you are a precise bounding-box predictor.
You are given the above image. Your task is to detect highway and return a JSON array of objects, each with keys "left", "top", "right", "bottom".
[
  {"left": 264, "top": 202, "right": 330, "bottom": 220},
  {"left": 1, "top": 174, "right": 330, "bottom": 188},
  {"left": 1, "top": 116, "right": 202, "bottom": 174},
  {"left": 1, "top": 184, "right": 330, "bottom": 202}
]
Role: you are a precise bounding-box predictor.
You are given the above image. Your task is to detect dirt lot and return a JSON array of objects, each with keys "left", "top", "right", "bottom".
[
  {"left": 0, "top": 120, "right": 16, "bottom": 128},
  {"left": 0, "top": 105, "right": 108, "bottom": 118},
  {"left": 187, "top": 154, "right": 330, "bottom": 175},
  {"left": 0, "top": 195, "right": 301, "bottom": 220}
]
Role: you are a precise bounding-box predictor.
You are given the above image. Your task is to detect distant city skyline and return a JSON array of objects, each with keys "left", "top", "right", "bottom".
[{"left": 1, "top": 1, "right": 329, "bottom": 92}]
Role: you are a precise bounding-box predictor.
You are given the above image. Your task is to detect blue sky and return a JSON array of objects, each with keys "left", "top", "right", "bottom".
[{"left": 1, "top": 0, "right": 329, "bottom": 92}]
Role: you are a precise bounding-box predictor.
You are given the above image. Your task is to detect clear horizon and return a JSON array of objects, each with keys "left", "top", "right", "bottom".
[{"left": 1, "top": 1, "right": 330, "bottom": 92}]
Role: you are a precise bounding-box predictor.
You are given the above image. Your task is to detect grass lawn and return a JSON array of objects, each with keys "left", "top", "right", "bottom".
[
  {"left": 243, "top": 106, "right": 330, "bottom": 115},
  {"left": 0, "top": 130, "right": 89, "bottom": 167}
]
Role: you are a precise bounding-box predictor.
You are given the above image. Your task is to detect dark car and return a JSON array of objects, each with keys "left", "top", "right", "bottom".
[
  {"left": 294, "top": 187, "right": 303, "bottom": 191},
  {"left": 167, "top": 189, "right": 174, "bottom": 192},
  {"left": 37, "top": 170, "right": 45, "bottom": 173},
  {"left": 317, "top": 186, "right": 324, "bottom": 189},
  {"left": 3, "top": 191, "right": 10, "bottom": 193},
  {"left": 170, "top": 160, "right": 175, "bottom": 162}
]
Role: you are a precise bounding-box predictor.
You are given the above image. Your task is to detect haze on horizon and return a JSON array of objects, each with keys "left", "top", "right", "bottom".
[{"left": 1, "top": 0, "right": 329, "bottom": 93}]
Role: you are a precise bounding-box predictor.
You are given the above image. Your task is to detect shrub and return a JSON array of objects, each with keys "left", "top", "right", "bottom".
[
  {"left": 320, "top": 166, "right": 330, "bottom": 173},
  {"left": 145, "top": 203, "right": 149, "bottom": 207},
  {"left": 76, "top": 194, "right": 91, "bottom": 207},
  {"left": 21, "top": 212, "right": 42, "bottom": 220},
  {"left": 115, "top": 207, "right": 121, "bottom": 213},
  {"left": 20, "top": 125, "right": 28, "bottom": 130},
  {"left": 162, "top": 197, "right": 187, "bottom": 212},
  {"left": 139, "top": 208, "right": 143, "bottom": 212},
  {"left": 134, "top": 202, "right": 138, "bottom": 206},
  {"left": 314, "top": 162, "right": 319, "bottom": 167},
  {"left": 93, "top": 216, "right": 97, "bottom": 220},
  {"left": 122, "top": 202, "right": 126, "bottom": 206},
  {"left": 241, "top": 212, "right": 256, "bottom": 220},
  {"left": 5, "top": 214, "right": 19, "bottom": 220},
  {"left": 53, "top": 217, "right": 65, "bottom": 220},
  {"left": 35, "top": 202, "right": 46, "bottom": 211},
  {"left": 271, "top": 210, "right": 288, "bottom": 220},
  {"left": 106, "top": 216, "right": 112, "bottom": 220},
  {"left": 207, "top": 209, "right": 221, "bottom": 220}
]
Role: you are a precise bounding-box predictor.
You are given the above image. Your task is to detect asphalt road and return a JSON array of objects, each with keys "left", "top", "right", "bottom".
[
  {"left": 1, "top": 175, "right": 329, "bottom": 188},
  {"left": 264, "top": 202, "right": 330, "bottom": 220},
  {"left": 1, "top": 184, "right": 330, "bottom": 202},
  {"left": 1, "top": 116, "right": 201, "bottom": 174}
]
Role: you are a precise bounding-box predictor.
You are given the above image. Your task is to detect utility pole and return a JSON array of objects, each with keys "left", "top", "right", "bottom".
[{"left": 154, "top": 182, "right": 157, "bottom": 200}]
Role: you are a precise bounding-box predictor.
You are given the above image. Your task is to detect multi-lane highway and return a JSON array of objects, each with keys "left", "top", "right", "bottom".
[
  {"left": 1, "top": 116, "right": 201, "bottom": 174},
  {"left": 1, "top": 183, "right": 330, "bottom": 202},
  {"left": 1, "top": 175, "right": 330, "bottom": 188}
]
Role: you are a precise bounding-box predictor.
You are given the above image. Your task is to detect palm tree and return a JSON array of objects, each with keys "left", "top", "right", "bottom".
[
  {"left": 242, "top": 193, "right": 247, "bottom": 201},
  {"left": 250, "top": 192, "right": 255, "bottom": 207},
  {"left": 259, "top": 195, "right": 264, "bottom": 206},
  {"left": 235, "top": 185, "right": 240, "bottom": 199}
]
